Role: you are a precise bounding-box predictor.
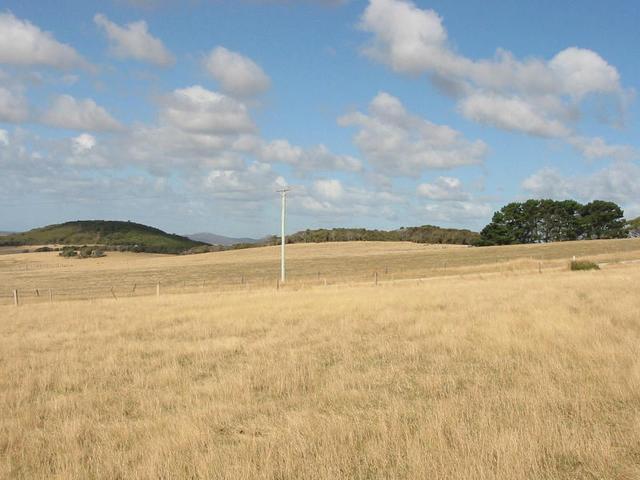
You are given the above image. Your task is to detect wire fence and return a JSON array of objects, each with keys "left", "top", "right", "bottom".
[
  {"left": 0, "top": 270, "right": 385, "bottom": 307},
  {"left": 2, "top": 256, "right": 638, "bottom": 307}
]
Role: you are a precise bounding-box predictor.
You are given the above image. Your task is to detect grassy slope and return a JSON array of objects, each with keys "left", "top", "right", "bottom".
[
  {"left": 1, "top": 266, "right": 639, "bottom": 478},
  {"left": 1, "top": 238, "right": 640, "bottom": 304},
  {"left": 0, "top": 220, "right": 203, "bottom": 251}
]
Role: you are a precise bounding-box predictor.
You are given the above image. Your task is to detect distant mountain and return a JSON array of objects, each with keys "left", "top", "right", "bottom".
[
  {"left": 0, "top": 231, "right": 15, "bottom": 236},
  {"left": 185, "top": 232, "right": 261, "bottom": 246},
  {"left": 0, "top": 220, "right": 205, "bottom": 254}
]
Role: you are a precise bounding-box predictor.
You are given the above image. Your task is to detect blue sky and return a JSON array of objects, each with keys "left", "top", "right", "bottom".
[{"left": 1, "top": 0, "right": 638, "bottom": 237}]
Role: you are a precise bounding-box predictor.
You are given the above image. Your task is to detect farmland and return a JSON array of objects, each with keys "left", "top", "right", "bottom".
[
  {"left": 1, "top": 239, "right": 640, "bottom": 479},
  {"left": 2, "top": 238, "right": 640, "bottom": 304}
]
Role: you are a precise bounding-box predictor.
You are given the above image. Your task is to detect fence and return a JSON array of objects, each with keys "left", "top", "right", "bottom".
[
  {"left": 3, "top": 255, "right": 633, "bottom": 307},
  {"left": 0, "top": 259, "right": 561, "bottom": 307}
]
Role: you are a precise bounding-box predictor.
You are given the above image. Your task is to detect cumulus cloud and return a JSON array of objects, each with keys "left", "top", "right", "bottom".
[
  {"left": 0, "top": 86, "right": 29, "bottom": 123},
  {"left": 71, "top": 133, "right": 97, "bottom": 154},
  {"left": 0, "top": 13, "right": 87, "bottom": 69},
  {"left": 95, "top": 85, "right": 360, "bottom": 177},
  {"left": 94, "top": 13, "right": 175, "bottom": 66},
  {"left": 201, "top": 162, "right": 286, "bottom": 201},
  {"left": 293, "top": 178, "right": 403, "bottom": 219},
  {"left": 422, "top": 201, "right": 492, "bottom": 224},
  {"left": 415, "top": 175, "right": 490, "bottom": 225},
  {"left": 41, "top": 95, "right": 123, "bottom": 131},
  {"left": 339, "top": 92, "right": 487, "bottom": 176},
  {"left": 160, "top": 85, "right": 256, "bottom": 134},
  {"left": 258, "top": 139, "right": 362, "bottom": 173},
  {"left": 203, "top": 47, "right": 270, "bottom": 97},
  {"left": 359, "top": 0, "right": 629, "bottom": 149},
  {"left": 417, "top": 176, "right": 470, "bottom": 201},
  {"left": 0, "top": 128, "right": 9, "bottom": 146},
  {"left": 458, "top": 93, "right": 570, "bottom": 138},
  {"left": 522, "top": 162, "right": 640, "bottom": 209},
  {"left": 567, "top": 136, "right": 637, "bottom": 162}
]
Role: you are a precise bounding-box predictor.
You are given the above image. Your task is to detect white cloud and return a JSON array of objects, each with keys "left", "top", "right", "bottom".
[
  {"left": 458, "top": 93, "right": 570, "bottom": 138},
  {"left": 522, "top": 162, "right": 640, "bottom": 209},
  {"left": 0, "top": 86, "right": 29, "bottom": 123},
  {"left": 201, "top": 162, "right": 286, "bottom": 201},
  {"left": 0, "top": 129, "right": 9, "bottom": 146},
  {"left": 417, "top": 176, "right": 470, "bottom": 201},
  {"left": 41, "top": 95, "right": 123, "bottom": 131},
  {"left": 71, "top": 133, "right": 97, "bottom": 154},
  {"left": 567, "top": 136, "right": 637, "bottom": 162},
  {"left": 203, "top": 47, "right": 270, "bottom": 97},
  {"left": 0, "top": 13, "right": 86, "bottom": 69},
  {"left": 94, "top": 13, "right": 174, "bottom": 66},
  {"left": 314, "top": 179, "right": 344, "bottom": 200},
  {"left": 258, "top": 139, "right": 362, "bottom": 173},
  {"left": 422, "top": 201, "right": 492, "bottom": 223},
  {"left": 295, "top": 179, "right": 404, "bottom": 219},
  {"left": 549, "top": 48, "right": 622, "bottom": 100},
  {"left": 359, "top": 0, "right": 628, "bottom": 145},
  {"left": 521, "top": 167, "right": 572, "bottom": 199},
  {"left": 160, "top": 85, "right": 256, "bottom": 134},
  {"left": 110, "top": 85, "right": 359, "bottom": 175},
  {"left": 339, "top": 91, "right": 487, "bottom": 176}
]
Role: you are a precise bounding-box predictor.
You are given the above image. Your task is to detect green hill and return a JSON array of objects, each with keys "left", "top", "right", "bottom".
[{"left": 0, "top": 220, "right": 206, "bottom": 254}]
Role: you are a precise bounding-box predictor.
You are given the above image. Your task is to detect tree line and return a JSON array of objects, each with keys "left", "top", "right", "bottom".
[
  {"left": 268, "top": 225, "right": 480, "bottom": 246},
  {"left": 477, "top": 199, "right": 627, "bottom": 246}
]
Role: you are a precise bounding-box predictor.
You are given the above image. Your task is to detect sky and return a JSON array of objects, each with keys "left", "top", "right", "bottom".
[{"left": 0, "top": 0, "right": 639, "bottom": 237}]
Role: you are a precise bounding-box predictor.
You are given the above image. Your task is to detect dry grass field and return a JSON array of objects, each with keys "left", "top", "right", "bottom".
[
  {"left": 2, "top": 238, "right": 640, "bottom": 304},
  {"left": 1, "top": 239, "right": 640, "bottom": 479}
]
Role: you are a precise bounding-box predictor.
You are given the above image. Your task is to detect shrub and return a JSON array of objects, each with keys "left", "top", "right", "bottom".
[
  {"left": 570, "top": 260, "right": 600, "bottom": 271},
  {"left": 35, "top": 246, "right": 53, "bottom": 252},
  {"left": 59, "top": 247, "right": 77, "bottom": 258}
]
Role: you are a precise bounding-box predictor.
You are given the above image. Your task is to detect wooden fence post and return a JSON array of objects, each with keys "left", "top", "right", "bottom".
[
  {"left": 49, "top": 289, "right": 53, "bottom": 302},
  {"left": 276, "top": 278, "right": 280, "bottom": 291},
  {"left": 156, "top": 282, "right": 160, "bottom": 298},
  {"left": 13, "top": 289, "right": 19, "bottom": 307},
  {"left": 375, "top": 271, "right": 378, "bottom": 286}
]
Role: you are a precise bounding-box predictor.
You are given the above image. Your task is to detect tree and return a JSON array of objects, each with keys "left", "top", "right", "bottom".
[
  {"left": 579, "top": 201, "right": 626, "bottom": 239},
  {"left": 477, "top": 199, "right": 626, "bottom": 245}
]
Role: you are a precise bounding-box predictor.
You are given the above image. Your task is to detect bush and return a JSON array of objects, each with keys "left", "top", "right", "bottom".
[
  {"left": 570, "top": 260, "right": 600, "bottom": 271},
  {"left": 35, "top": 246, "right": 53, "bottom": 252},
  {"left": 59, "top": 247, "right": 77, "bottom": 257}
]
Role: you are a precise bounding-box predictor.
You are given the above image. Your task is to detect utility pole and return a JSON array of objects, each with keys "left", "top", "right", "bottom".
[{"left": 277, "top": 187, "right": 291, "bottom": 283}]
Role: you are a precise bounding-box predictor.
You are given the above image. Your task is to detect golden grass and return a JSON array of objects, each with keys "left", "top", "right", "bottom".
[
  {"left": 1, "top": 263, "right": 640, "bottom": 479},
  {"left": 1, "top": 238, "right": 640, "bottom": 305}
]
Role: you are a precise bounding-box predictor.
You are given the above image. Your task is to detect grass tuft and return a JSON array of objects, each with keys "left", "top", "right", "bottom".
[{"left": 570, "top": 260, "right": 600, "bottom": 271}]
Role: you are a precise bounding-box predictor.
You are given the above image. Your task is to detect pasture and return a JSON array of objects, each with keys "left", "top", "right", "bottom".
[
  {"left": 2, "top": 238, "right": 640, "bottom": 304},
  {"left": 1, "top": 240, "right": 640, "bottom": 478}
]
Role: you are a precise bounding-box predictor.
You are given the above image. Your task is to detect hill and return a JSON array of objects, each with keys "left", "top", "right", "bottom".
[
  {"left": 269, "top": 225, "right": 480, "bottom": 246},
  {"left": 0, "top": 220, "right": 205, "bottom": 254},
  {"left": 185, "top": 232, "right": 260, "bottom": 246}
]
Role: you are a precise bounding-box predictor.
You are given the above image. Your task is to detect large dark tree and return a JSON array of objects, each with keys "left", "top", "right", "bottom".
[
  {"left": 477, "top": 199, "right": 626, "bottom": 245},
  {"left": 579, "top": 200, "right": 626, "bottom": 239}
]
